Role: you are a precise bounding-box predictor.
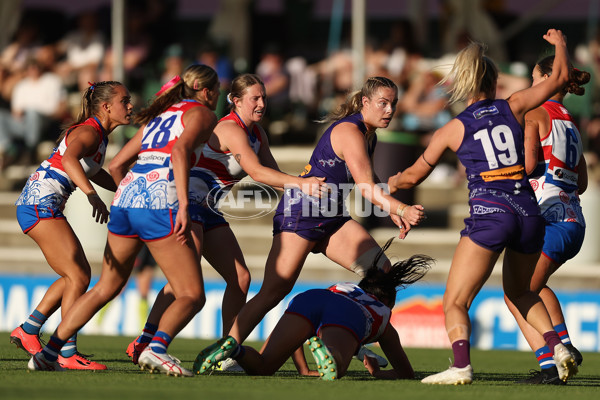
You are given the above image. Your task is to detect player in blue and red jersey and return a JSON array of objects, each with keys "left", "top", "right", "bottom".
[
  {"left": 506, "top": 56, "right": 590, "bottom": 385},
  {"left": 388, "top": 29, "right": 579, "bottom": 385},
  {"left": 28, "top": 64, "right": 219, "bottom": 377},
  {"left": 198, "top": 239, "right": 432, "bottom": 380},
  {"left": 11, "top": 81, "right": 132, "bottom": 370},
  {"left": 124, "top": 74, "right": 325, "bottom": 370}
]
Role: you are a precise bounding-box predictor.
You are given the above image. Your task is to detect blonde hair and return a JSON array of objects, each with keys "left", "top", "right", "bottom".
[
  {"left": 135, "top": 64, "right": 218, "bottom": 125},
  {"left": 227, "top": 74, "right": 265, "bottom": 112},
  {"left": 320, "top": 76, "right": 397, "bottom": 123},
  {"left": 441, "top": 42, "right": 498, "bottom": 104},
  {"left": 57, "top": 81, "right": 123, "bottom": 144}
]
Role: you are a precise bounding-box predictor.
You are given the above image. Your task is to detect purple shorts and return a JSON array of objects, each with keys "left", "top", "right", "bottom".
[
  {"left": 285, "top": 289, "right": 367, "bottom": 342},
  {"left": 542, "top": 221, "right": 585, "bottom": 265},
  {"left": 461, "top": 212, "right": 545, "bottom": 254},
  {"left": 273, "top": 211, "right": 351, "bottom": 242},
  {"left": 108, "top": 207, "right": 177, "bottom": 241}
]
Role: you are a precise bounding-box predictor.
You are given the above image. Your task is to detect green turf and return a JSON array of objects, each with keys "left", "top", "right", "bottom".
[{"left": 1, "top": 333, "right": 598, "bottom": 400}]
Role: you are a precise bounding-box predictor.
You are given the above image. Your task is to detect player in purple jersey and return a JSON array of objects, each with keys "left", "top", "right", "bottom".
[
  {"left": 28, "top": 65, "right": 219, "bottom": 377},
  {"left": 214, "top": 239, "right": 432, "bottom": 380},
  {"left": 10, "top": 81, "right": 132, "bottom": 371},
  {"left": 194, "top": 76, "right": 426, "bottom": 375},
  {"left": 388, "top": 29, "right": 578, "bottom": 385},
  {"left": 506, "top": 57, "right": 590, "bottom": 385}
]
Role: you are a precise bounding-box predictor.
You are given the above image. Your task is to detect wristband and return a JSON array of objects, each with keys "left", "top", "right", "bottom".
[{"left": 396, "top": 204, "right": 407, "bottom": 218}]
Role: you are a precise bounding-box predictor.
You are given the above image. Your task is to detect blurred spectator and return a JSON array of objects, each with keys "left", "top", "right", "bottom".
[
  {"left": 311, "top": 46, "right": 354, "bottom": 116},
  {"left": 142, "top": 44, "right": 186, "bottom": 105},
  {"left": 196, "top": 40, "right": 234, "bottom": 118},
  {"left": 0, "top": 56, "right": 68, "bottom": 169},
  {"left": 55, "top": 11, "right": 105, "bottom": 92},
  {"left": 99, "top": 3, "right": 150, "bottom": 92},
  {"left": 380, "top": 20, "right": 422, "bottom": 91},
  {"left": 397, "top": 70, "right": 452, "bottom": 146},
  {"left": 256, "top": 44, "right": 291, "bottom": 121},
  {"left": 0, "top": 19, "right": 42, "bottom": 102}
]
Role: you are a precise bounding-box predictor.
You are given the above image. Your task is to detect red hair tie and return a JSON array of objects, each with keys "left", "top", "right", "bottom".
[{"left": 155, "top": 75, "right": 181, "bottom": 96}]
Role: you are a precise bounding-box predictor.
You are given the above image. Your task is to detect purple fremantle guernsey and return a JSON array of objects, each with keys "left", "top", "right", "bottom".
[
  {"left": 275, "top": 113, "right": 376, "bottom": 218},
  {"left": 455, "top": 99, "right": 539, "bottom": 217}
]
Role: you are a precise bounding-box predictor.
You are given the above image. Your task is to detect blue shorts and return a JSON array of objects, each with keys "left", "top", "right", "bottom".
[
  {"left": 16, "top": 205, "right": 66, "bottom": 233},
  {"left": 189, "top": 204, "right": 228, "bottom": 231},
  {"left": 108, "top": 207, "right": 177, "bottom": 241},
  {"left": 461, "top": 213, "right": 545, "bottom": 254},
  {"left": 285, "top": 289, "right": 367, "bottom": 342},
  {"left": 273, "top": 212, "right": 351, "bottom": 243},
  {"left": 542, "top": 221, "right": 585, "bottom": 265}
]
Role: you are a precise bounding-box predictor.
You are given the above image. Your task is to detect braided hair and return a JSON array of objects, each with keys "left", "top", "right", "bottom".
[{"left": 358, "top": 238, "right": 433, "bottom": 306}]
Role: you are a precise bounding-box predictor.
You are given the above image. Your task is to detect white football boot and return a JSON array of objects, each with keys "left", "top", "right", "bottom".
[
  {"left": 138, "top": 348, "right": 193, "bottom": 377},
  {"left": 421, "top": 365, "right": 473, "bottom": 385},
  {"left": 553, "top": 343, "right": 578, "bottom": 381}
]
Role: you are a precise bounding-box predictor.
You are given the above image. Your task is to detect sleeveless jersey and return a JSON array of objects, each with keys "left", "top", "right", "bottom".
[
  {"left": 112, "top": 100, "right": 207, "bottom": 210},
  {"left": 327, "top": 282, "right": 390, "bottom": 344},
  {"left": 529, "top": 100, "right": 584, "bottom": 225},
  {"left": 15, "top": 117, "right": 108, "bottom": 210},
  {"left": 455, "top": 99, "right": 539, "bottom": 217},
  {"left": 276, "top": 113, "right": 376, "bottom": 217},
  {"left": 189, "top": 112, "right": 263, "bottom": 208}
]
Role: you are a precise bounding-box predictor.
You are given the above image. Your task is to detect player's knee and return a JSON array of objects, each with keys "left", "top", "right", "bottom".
[
  {"left": 188, "top": 291, "right": 206, "bottom": 312},
  {"left": 236, "top": 268, "right": 251, "bottom": 294}
]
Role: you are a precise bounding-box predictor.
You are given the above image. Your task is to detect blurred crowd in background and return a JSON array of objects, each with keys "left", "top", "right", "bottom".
[{"left": 1, "top": 0, "right": 600, "bottom": 186}]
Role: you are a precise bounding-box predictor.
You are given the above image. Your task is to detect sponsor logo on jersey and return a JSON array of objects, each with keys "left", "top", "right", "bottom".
[{"left": 473, "top": 105, "right": 499, "bottom": 119}]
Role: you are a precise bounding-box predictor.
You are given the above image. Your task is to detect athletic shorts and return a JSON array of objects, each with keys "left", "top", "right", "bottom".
[
  {"left": 108, "top": 207, "right": 177, "bottom": 241},
  {"left": 273, "top": 212, "right": 351, "bottom": 243},
  {"left": 542, "top": 221, "right": 585, "bottom": 265},
  {"left": 189, "top": 204, "right": 228, "bottom": 231},
  {"left": 285, "top": 289, "right": 367, "bottom": 342},
  {"left": 16, "top": 205, "right": 66, "bottom": 233},
  {"left": 461, "top": 212, "right": 545, "bottom": 254}
]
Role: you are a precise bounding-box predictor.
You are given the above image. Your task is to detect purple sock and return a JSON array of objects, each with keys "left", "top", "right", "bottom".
[
  {"left": 451, "top": 340, "right": 470, "bottom": 368},
  {"left": 543, "top": 330, "right": 562, "bottom": 352}
]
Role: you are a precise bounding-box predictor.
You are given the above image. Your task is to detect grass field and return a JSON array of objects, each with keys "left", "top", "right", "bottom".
[{"left": 1, "top": 332, "right": 599, "bottom": 400}]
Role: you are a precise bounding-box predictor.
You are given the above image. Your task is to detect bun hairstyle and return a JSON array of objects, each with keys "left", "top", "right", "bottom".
[
  {"left": 536, "top": 55, "right": 591, "bottom": 96},
  {"left": 358, "top": 238, "right": 433, "bottom": 306},
  {"left": 135, "top": 64, "right": 219, "bottom": 125}
]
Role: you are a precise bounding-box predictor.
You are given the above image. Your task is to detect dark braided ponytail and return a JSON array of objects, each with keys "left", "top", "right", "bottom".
[{"left": 358, "top": 237, "right": 433, "bottom": 306}]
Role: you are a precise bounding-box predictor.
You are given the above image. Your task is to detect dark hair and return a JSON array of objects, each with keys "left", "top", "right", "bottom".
[
  {"left": 536, "top": 55, "right": 591, "bottom": 96},
  {"left": 135, "top": 64, "right": 218, "bottom": 125},
  {"left": 57, "top": 81, "right": 123, "bottom": 144},
  {"left": 358, "top": 238, "right": 433, "bottom": 305}
]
